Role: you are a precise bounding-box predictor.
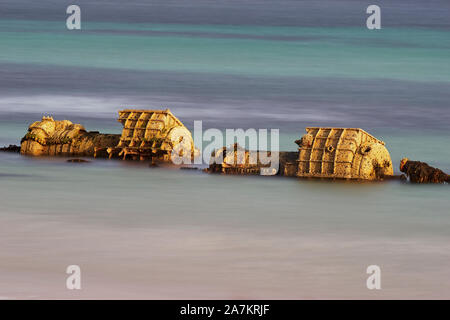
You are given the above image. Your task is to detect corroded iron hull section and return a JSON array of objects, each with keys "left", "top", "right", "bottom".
[
  {"left": 296, "top": 127, "right": 393, "bottom": 180},
  {"left": 207, "top": 143, "right": 297, "bottom": 176},
  {"left": 20, "top": 117, "right": 120, "bottom": 157}
]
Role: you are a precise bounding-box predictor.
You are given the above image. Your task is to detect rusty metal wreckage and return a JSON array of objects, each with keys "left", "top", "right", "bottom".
[{"left": 16, "top": 109, "right": 449, "bottom": 184}]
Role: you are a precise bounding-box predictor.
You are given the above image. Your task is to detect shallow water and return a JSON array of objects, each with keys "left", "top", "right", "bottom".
[{"left": 0, "top": 0, "right": 449, "bottom": 299}]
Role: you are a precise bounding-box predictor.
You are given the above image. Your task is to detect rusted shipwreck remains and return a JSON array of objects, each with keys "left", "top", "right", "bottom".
[
  {"left": 103, "top": 109, "right": 196, "bottom": 161},
  {"left": 207, "top": 143, "right": 297, "bottom": 176},
  {"left": 18, "top": 108, "right": 448, "bottom": 182}
]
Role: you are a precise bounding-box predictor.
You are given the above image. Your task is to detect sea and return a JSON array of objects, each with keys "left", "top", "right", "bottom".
[{"left": 0, "top": 0, "right": 449, "bottom": 299}]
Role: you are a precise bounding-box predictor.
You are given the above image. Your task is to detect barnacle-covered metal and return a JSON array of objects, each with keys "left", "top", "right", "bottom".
[
  {"left": 107, "top": 109, "right": 197, "bottom": 161},
  {"left": 296, "top": 127, "right": 393, "bottom": 180}
]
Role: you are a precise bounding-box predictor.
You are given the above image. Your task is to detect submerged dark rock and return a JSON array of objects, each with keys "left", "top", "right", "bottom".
[
  {"left": 0, "top": 145, "right": 21, "bottom": 153},
  {"left": 400, "top": 158, "right": 449, "bottom": 183},
  {"left": 67, "top": 158, "right": 90, "bottom": 163}
]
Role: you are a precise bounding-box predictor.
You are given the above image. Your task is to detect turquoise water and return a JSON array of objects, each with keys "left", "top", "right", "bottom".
[
  {"left": 1, "top": 20, "right": 449, "bottom": 81},
  {"left": 0, "top": 0, "right": 449, "bottom": 299}
]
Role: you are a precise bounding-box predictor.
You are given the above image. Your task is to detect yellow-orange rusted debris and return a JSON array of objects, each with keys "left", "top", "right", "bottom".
[
  {"left": 20, "top": 116, "right": 119, "bottom": 157},
  {"left": 296, "top": 127, "right": 393, "bottom": 180}
]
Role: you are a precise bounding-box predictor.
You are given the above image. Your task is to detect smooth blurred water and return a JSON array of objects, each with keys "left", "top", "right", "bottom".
[{"left": 0, "top": 0, "right": 449, "bottom": 299}]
